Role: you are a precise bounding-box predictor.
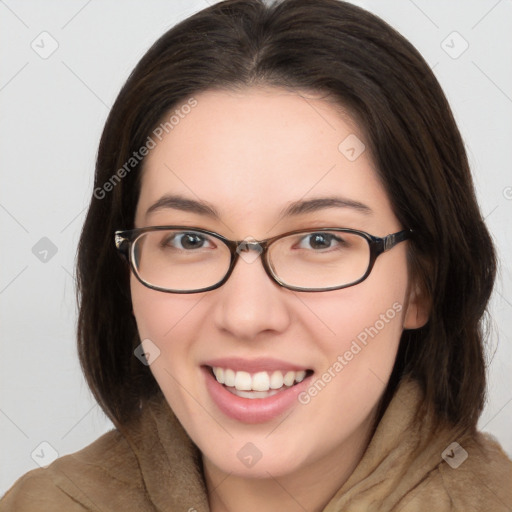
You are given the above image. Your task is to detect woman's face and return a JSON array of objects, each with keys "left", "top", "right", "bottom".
[{"left": 131, "top": 87, "right": 425, "bottom": 480}]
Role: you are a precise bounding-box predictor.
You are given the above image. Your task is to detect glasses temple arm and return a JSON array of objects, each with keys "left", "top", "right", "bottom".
[{"left": 383, "top": 229, "right": 413, "bottom": 251}]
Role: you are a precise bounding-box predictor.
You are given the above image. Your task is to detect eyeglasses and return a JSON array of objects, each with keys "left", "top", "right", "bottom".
[{"left": 114, "top": 226, "right": 412, "bottom": 293}]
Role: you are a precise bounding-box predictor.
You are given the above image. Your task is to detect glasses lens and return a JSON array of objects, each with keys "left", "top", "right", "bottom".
[
  {"left": 132, "top": 229, "right": 231, "bottom": 291},
  {"left": 268, "top": 230, "right": 370, "bottom": 290}
]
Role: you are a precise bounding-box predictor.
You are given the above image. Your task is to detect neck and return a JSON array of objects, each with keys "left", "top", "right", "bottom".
[{"left": 202, "top": 408, "right": 377, "bottom": 512}]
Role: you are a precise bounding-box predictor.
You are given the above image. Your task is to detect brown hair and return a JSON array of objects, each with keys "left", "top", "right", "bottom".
[{"left": 76, "top": 0, "right": 496, "bottom": 431}]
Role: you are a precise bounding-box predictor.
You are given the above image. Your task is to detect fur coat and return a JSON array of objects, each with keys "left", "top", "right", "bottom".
[{"left": 2, "top": 378, "right": 511, "bottom": 511}]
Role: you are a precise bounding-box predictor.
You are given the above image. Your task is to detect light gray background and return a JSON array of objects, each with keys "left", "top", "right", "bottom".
[{"left": 1, "top": 0, "right": 511, "bottom": 495}]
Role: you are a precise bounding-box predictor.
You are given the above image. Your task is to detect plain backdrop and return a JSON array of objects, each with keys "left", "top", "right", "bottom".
[{"left": 1, "top": 0, "right": 511, "bottom": 496}]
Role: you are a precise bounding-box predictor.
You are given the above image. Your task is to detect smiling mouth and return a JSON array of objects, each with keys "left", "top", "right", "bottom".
[{"left": 207, "top": 366, "right": 314, "bottom": 399}]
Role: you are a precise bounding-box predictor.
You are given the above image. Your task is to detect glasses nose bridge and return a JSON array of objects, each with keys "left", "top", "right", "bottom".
[
  {"left": 227, "top": 237, "right": 275, "bottom": 282},
  {"left": 234, "top": 237, "right": 269, "bottom": 252}
]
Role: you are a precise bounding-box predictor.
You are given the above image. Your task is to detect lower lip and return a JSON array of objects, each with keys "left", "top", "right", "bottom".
[{"left": 202, "top": 366, "right": 313, "bottom": 424}]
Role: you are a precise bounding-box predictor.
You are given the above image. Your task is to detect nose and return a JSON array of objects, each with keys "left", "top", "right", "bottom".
[{"left": 212, "top": 249, "right": 292, "bottom": 341}]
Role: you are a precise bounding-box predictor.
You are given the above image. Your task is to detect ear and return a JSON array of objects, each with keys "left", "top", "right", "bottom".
[{"left": 403, "top": 279, "right": 430, "bottom": 329}]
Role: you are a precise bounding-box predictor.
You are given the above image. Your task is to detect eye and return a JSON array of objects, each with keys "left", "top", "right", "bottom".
[
  {"left": 163, "top": 231, "right": 216, "bottom": 250},
  {"left": 297, "top": 232, "right": 345, "bottom": 250}
]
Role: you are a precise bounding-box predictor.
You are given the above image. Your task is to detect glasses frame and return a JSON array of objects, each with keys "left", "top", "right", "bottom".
[{"left": 115, "top": 226, "right": 412, "bottom": 293}]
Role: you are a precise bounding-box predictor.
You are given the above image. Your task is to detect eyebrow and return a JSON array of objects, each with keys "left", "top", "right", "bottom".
[
  {"left": 280, "top": 196, "right": 373, "bottom": 217},
  {"left": 145, "top": 194, "right": 220, "bottom": 218},
  {"left": 145, "top": 194, "right": 372, "bottom": 219}
]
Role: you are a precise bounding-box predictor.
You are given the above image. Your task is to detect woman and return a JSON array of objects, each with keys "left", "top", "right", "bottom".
[{"left": 2, "top": 0, "right": 511, "bottom": 510}]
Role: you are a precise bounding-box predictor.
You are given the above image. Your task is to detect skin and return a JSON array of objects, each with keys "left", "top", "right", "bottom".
[{"left": 130, "top": 86, "right": 428, "bottom": 512}]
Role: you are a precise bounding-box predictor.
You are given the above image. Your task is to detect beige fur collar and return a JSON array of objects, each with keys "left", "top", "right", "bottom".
[
  {"left": 119, "top": 378, "right": 512, "bottom": 511},
  {"left": 2, "top": 378, "right": 511, "bottom": 511}
]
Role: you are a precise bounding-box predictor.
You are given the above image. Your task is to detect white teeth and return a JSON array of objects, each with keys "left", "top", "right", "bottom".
[
  {"left": 252, "top": 371, "right": 270, "bottom": 391},
  {"left": 211, "top": 367, "right": 309, "bottom": 392},
  {"left": 283, "top": 371, "right": 295, "bottom": 387},
  {"left": 224, "top": 368, "right": 236, "bottom": 387},
  {"left": 212, "top": 367, "right": 224, "bottom": 384},
  {"left": 295, "top": 370, "right": 306, "bottom": 383},
  {"left": 270, "top": 371, "right": 284, "bottom": 389},
  {"left": 234, "top": 371, "right": 252, "bottom": 391},
  {"left": 227, "top": 388, "right": 281, "bottom": 399}
]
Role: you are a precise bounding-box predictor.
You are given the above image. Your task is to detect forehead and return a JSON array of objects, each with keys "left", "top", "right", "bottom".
[{"left": 136, "top": 87, "right": 395, "bottom": 232}]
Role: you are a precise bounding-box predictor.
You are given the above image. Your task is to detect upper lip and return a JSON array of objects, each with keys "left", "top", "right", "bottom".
[{"left": 202, "top": 357, "right": 311, "bottom": 373}]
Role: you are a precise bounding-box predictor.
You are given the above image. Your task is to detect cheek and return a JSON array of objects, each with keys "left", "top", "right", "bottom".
[
  {"left": 334, "top": 297, "right": 404, "bottom": 382},
  {"left": 130, "top": 276, "right": 204, "bottom": 417},
  {"left": 130, "top": 275, "right": 202, "bottom": 391},
  {"left": 130, "top": 274, "right": 200, "bottom": 342},
  {"left": 318, "top": 253, "right": 408, "bottom": 352},
  {"left": 302, "top": 282, "right": 406, "bottom": 353},
  {"left": 295, "top": 291, "right": 405, "bottom": 442},
  {"left": 298, "top": 271, "right": 407, "bottom": 397}
]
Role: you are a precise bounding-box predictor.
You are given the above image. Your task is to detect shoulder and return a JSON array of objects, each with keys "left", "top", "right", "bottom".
[
  {"left": 1, "top": 428, "right": 152, "bottom": 511},
  {"left": 355, "top": 379, "right": 512, "bottom": 511},
  {"left": 408, "top": 431, "right": 512, "bottom": 511}
]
